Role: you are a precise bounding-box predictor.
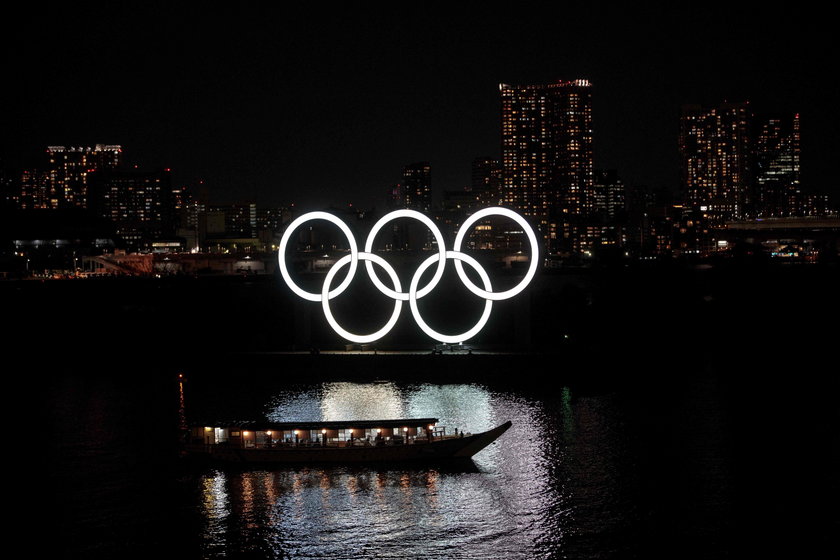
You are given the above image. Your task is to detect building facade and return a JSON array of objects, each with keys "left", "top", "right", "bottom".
[
  {"left": 679, "top": 103, "right": 751, "bottom": 224},
  {"left": 470, "top": 156, "right": 502, "bottom": 206},
  {"left": 89, "top": 169, "right": 174, "bottom": 250},
  {"left": 754, "top": 114, "right": 801, "bottom": 217},
  {"left": 46, "top": 145, "right": 122, "bottom": 209},
  {"left": 17, "top": 169, "right": 51, "bottom": 209},
  {"left": 399, "top": 161, "right": 432, "bottom": 213},
  {"left": 500, "top": 79, "right": 594, "bottom": 252}
]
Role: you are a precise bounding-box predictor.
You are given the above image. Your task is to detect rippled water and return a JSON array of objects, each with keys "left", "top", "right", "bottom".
[
  {"left": 46, "top": 369, "right": 838, "bottom": 559},
  {"left": 182, "top": 381, "right": 646, "bottom": 559}
]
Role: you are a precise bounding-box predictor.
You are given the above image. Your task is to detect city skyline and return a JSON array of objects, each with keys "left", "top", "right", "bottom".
[
  {"left": 2, "top": 6, "right": 835, "bottom": 210},
  {"left": 9, "top": 8, "right": 837, "bottom": 558}
]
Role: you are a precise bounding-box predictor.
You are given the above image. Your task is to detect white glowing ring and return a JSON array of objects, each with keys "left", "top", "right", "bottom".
[
  {"left": 321, "top": 252, "right": 402, "bottom": 344},
  {"left": 278, "top": 211, "right": 359, "bottom": 302},
  {"left": 363, "top": 209, "right": 447, "bottom": 301},
  {"left": 408, "top": 251, "right": 493, "bottom": 344},
  {"left": 453, "top": 207, "right": 540, "bottom": 300},
  {"left": 278, "top": 207, "right": 538, "bottom": 344}
]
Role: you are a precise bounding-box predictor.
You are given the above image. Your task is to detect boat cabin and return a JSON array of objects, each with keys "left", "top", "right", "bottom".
[{"left": 188, "top": 418, "right": 450, "bottom": 449}]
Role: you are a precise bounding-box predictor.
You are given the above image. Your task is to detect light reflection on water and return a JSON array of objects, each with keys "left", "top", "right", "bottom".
[{"left": 200, "top": 382, "right": 563, "bottom": 559}]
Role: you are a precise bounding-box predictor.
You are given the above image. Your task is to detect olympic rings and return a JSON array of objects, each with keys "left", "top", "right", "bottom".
[
  {"left": 322, "top": 253, "right": 403, "bottom": 344},
  {"left": 279, "top": 211, "right": 358, "bottom": 302},
  {"left": 453, "top": 207, "right": 540, "bottom": 301},
  {"left": 409, "top": 251, "right": 493, "bottom": 344},
  {"left": 364, "top": 209, "right": 447, "bottom": 301},
  {"left": 278, "top": 207, "right": 538, "bottom": 344}
]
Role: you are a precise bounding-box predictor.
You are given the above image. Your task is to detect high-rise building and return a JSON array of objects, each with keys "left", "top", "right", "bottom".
[
  {"left": 208, "top": 203, "right": 258, "bottom": 238},
  {"left": 89, "top": 169, "right": 174, "bottom": 250},
  {"left": 754, "top": 114, "right": 801, "bottom": 217},
  {"left": 679, "top": 103, "right": 751, "bottom": 223},
  {"left": 257, "top": 206, "right": 291, "bottom": 236},
  {"left": 400, "top": 162, "right": 432, "bottom": 213},
  {"left": 18, "top": 169, "right": 51, "bottom": 209},
  {"left": 46, "top": 145, "right": 122, "bottom": 209},
  {"left": 470, "top": 156, "right": 501, "bottom": 206},
  {"left": 500, "top": 79, "right": 594, "bottom": 233},
  {"left": 592, "top": 169, "right": 626, "bottom": 220},
  {"left": 382, "top": 162, "right": 434, "bottom": 249}
]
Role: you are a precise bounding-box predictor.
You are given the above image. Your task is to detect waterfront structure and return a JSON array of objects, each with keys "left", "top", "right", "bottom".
[
  {"left": 679, "top": 103, "right": 751, "bottom": 223},
  {"left": 46, "top": 145, "right": 122, "bottom": 209},
  {"left": 500, "top": 79, "right": 594, "bottom": 251}
]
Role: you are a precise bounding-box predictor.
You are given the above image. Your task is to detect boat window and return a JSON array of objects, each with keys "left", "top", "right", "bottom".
[{"left": 364, "top": 428, "right": 377, "bottom": 440}]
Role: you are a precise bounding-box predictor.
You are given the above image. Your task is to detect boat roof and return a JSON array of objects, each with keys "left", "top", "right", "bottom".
[{"left": 194, "top": 418, "right": 440, "bottom": 430}]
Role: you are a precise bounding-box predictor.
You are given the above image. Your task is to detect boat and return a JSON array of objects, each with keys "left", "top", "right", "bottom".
[{"left": 183, "top": 417, "right": 511, "bottom": 464}]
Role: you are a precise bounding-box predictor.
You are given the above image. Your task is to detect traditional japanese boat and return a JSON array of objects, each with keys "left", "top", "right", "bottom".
[{"left": 184, "top": 418, "right": 511, "bottom": 464}]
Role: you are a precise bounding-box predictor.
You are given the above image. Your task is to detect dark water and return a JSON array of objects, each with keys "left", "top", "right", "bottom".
[
  {"left": 18, "top": 265, "right": 839, "bottom": 557},
  {"left": 42, "top": 360, "right": 838, "bottom": 559}
]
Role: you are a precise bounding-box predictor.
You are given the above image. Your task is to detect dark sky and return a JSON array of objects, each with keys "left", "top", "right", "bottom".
[{"left": 3, "top": 4, "right": 836, "bottom": 210}]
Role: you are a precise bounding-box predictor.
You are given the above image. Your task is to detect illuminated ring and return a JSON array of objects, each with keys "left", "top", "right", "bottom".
[
  {"left": 363, "top": 209, "right": 447, "bottom": 301},
  {"left": 453, "top": 207, "right": 539, "bottom": 301},
  {"left": 408, "top": 251, "right": 493, "bottom": 344},
  {"left": 321, "top": 252, "right": 402, "bottom": 344},
  {"left": 278, "top": 211, "right": 359, "bottom": 302}
]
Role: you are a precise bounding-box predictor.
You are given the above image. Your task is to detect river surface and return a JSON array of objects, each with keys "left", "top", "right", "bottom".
[
  {"left": 44, "top": 361, "right": 837, "bottom": 559},
  {"left": 24, "top": 267, "right": 840, "bottom": 557}
]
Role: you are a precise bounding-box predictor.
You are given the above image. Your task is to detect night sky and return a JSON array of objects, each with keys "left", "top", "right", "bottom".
[{"left": 3, "top": 4, "right": 835, "bottom": 210}]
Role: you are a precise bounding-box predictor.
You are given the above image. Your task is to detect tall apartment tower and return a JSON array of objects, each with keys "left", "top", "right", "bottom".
[
  {"left": 18, "top": 169, "right": 51, "bottom": 209},
  {"left": 470, "top": 156, "right": 501, "bottom": 205},
  {"left": 754, "top": 113, "right": 801, "bottom": 217},
  {"left": 500, "top": 79, "right": 594, "bottom": 228},
  {"left": 46, "top": 145, "right": 122, "bottom": 209},
  {"left": 592, "top": 169, "right": 626, "bottom": 220},
  {"left": 679, "top": 103, "right": 751, "bottom": 223},
  {"left": 401, "top": 162, "right": 432, "bottom": 213},
  {"left": 89, "top": 169, "right": 174, "bottom": 250}
]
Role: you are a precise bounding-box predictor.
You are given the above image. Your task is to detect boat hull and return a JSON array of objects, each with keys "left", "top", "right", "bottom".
[{"left": 187, "top": 421, "right": 512, "bottom": 464}]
